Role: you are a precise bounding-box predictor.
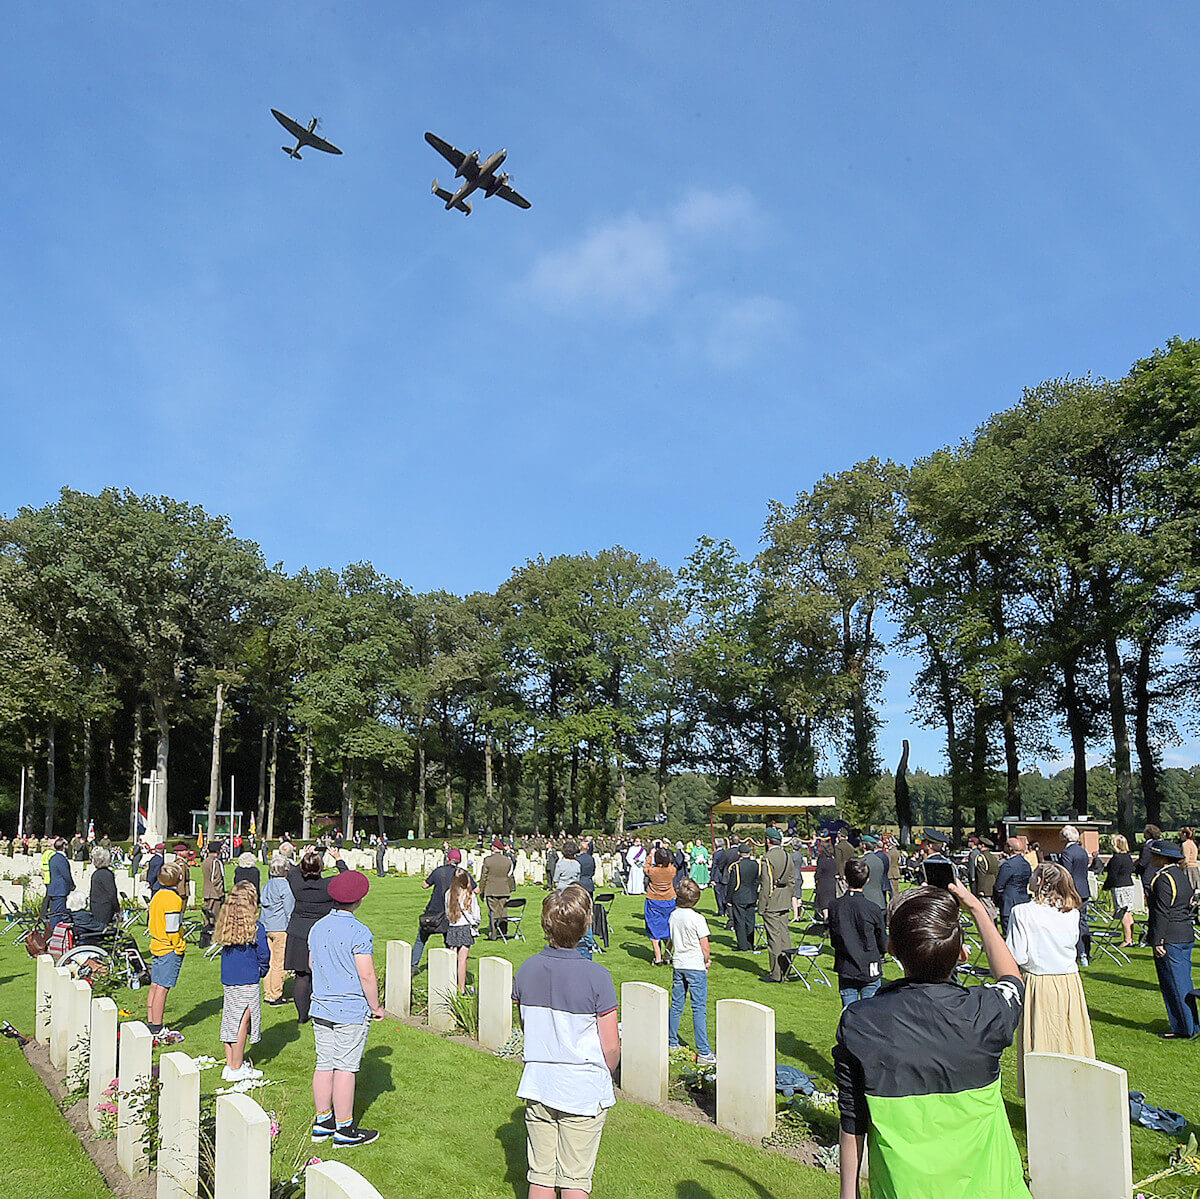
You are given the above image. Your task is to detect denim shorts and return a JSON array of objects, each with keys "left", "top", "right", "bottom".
[{"left": 151, "top": 951, "right": 183, "bottom": 989}]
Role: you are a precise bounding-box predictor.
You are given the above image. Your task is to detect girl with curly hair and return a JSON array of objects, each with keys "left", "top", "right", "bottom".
[
  {"left": 445, "top": 869, "right": 481, "bottom": 994},
  {"left": 215, "top": 881, "right": 271, "bottom": 1082}
]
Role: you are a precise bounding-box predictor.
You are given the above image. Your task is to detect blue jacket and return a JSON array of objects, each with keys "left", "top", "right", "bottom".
[
  {"left": 221, "top": 922, "right": 271, "bottom": 986},
  {"left": 47, "top": 852, "right": 74, "bottom": 899},
  {"left": 1061, "top": 842, "right": 1092, "bottom": 901},
  {"left": 993, "top": 855, "right": 1031, "bottom": 930}
]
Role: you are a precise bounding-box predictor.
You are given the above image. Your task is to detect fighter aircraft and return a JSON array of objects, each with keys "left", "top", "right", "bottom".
[
  {"left": 425, "top": 131, "right": 531, "bottom": 214},
  {"left": 271, "top": 109, "right": 343, "bottom": 160}
]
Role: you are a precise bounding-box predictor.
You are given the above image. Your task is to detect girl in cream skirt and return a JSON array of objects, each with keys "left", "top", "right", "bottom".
[{"left": 1006, "top": 862, "right": 1096, "bottom": 1097}]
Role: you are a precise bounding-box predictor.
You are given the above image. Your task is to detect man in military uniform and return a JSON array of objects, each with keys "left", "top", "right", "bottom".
[
  {"left": 479, "top": 837, "right": 515, "bottom": 939},
  {"left": 728, "top": 841, "right": 759, "bottom": 951},
  {"left": 711, "top": 837, "right": 733, "bottom": 924},
  {"left": 758, "top": 828, "right": 795, "bottom": 982},
  {"left": 1146, "top": 839, "right": 1197, "bottom": 1039},
  {"left": 200, "top": 841, "right": 226, "bottom": 949}
]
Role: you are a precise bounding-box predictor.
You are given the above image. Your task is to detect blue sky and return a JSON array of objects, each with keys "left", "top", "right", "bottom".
[{"left": 3, "top": 3, "right": 1198, "bottom": 775}]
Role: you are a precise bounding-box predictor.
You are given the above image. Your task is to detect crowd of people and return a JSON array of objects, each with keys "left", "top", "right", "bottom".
[{"left": 20, "top": 814, "right": 1200, "bottom": 1199}]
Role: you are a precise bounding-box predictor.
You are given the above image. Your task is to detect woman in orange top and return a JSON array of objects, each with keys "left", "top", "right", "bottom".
[{"left": 644, "top": 847, "right": 677, "bottom": 966}]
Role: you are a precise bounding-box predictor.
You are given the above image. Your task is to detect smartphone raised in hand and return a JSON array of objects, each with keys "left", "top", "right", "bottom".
[{"left": 921, "top": 856, "right": 959, "bottom": 889}]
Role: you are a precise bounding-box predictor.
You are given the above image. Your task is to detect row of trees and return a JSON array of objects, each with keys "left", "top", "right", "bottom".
[{"left": 1, "top": 339, "right": 1197, "bottom": 841}]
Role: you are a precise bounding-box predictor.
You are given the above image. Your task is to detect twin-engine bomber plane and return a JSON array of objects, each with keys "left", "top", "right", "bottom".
[
  {"left": 425, "top": 131, "right": 531, "bottom": 214},
  {"left": 271, "top": 109, "right": 343, "bottom": 160}
]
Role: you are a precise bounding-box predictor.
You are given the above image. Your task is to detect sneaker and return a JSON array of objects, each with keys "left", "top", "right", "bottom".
[
  {"left": 311, "top": 1113, "right": 336, "bottom": 1143},
  {"left": 1079, "top": 955, "right": 1090, "bottom": 968},
  {"left": 222, "top": 1063, "right": 264, "bottom": 1082},
  {"left": 333, "top": 1124, "right": 380, "bottom": 1148},
  {"left": 696, "top": 1053, "right": 718, "bottom": 1066}
]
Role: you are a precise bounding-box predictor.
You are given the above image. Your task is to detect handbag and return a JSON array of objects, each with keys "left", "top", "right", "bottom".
[
  {"left": 25, "top": 923, "right": 50, "bottom": 958},
  {"left": 418, "top": 910, "right": 446, "bottom": 938}
]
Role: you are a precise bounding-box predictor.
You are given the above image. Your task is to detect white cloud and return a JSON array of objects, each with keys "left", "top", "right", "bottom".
[
  {"left": 702, "top": 295, "right": 793, "bottom": 369},
  {"left": 671, "top": 188, "right": 759, "bottom": 239}
]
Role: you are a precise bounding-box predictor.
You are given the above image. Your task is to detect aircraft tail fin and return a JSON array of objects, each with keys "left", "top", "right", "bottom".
[{"left": 282, "top": 145, "right": 302, "bottom": 159}]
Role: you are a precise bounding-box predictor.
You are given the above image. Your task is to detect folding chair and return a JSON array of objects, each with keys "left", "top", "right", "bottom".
[
  {"left": 499, "top": 897, "right": 526, "bottom": 943},
  {"left": 592, "top": 893, "right": 614, "bottom": 953},
  {"left": 1089, "top": 905, "right": 1132, "bottom": 966},
  {"left": 954, "top": 963, "right": 992, "bottom": 987},
  {"left": 752, "top": 918, "right": 767, "bottom": 954},
  {"left": 781, "top": 945, "right": 832, "bottom": 989}
]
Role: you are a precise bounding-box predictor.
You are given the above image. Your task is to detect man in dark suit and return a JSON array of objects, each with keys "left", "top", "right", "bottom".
[
  {"left": 46, "top": 838, "right": 75, "bottom": 920},
  {"left": 711, "top": 837, "right": 733, "bottom": 922},
  {"left": 1060, "top": 825, "right": 1093, "bottom": 965},
  {"left": 145, "top": 843, "right": 166, "bottom": 898},
  {"left": 479, "top": 837, "right": 515, "bottom": 939},
  {"left": 728, "top": 843, "right": 760, "bottom": 951},
  {"left": 992, "top": 838, "right": 1031, "bottom": 934}
]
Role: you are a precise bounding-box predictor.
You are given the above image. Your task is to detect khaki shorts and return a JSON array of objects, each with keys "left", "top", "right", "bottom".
[
  {"left": 525, "top": 1101, "right": 608, "bottom": 1192},
  {"left": 312, "top": 1018, "right": 370, "bottom": 1072}
]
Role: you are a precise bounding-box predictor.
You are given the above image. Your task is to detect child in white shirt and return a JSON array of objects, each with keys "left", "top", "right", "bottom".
[{"left": 668, "top": 879, "right": 715, "bottom": 1063}]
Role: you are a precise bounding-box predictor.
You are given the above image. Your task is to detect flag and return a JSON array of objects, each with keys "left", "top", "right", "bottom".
[
  {"left": 87, "top": 820, "right": 95, "bottom": 841},
  {"left": 250, "top": 815, "right": 256, "bottom": 836},
  {"left": 198, "top": 825, "right": 204, "bottom": 849},
  {"left": 136, "top": 806, "right": 147, "bottom": 836}
]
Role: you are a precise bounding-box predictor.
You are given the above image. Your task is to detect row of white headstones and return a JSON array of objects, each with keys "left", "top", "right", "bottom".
[{"left": 35, "top": 926, "right": 1138, "bottom": 1199}]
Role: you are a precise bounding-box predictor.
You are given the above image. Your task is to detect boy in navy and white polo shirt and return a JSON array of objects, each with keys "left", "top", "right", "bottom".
[
  {"left": 512, "top": 884, "right": 621, "bottom": 1199},
  {"left": 308, "top": 870, "right": 385, "bottom": 1149}
]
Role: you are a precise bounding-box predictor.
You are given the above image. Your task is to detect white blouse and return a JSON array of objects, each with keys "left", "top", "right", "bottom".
[{"left": 1005, "top": 901, "right": 1081, "bottom": 975}]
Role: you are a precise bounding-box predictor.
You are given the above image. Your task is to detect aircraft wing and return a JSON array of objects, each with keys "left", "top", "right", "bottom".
[
  {"left": 306, "top": 131, "right": 343, "bottom": 155},
  {"left": 271, "top": 109, "right": 307, "bottom": 140},
  {"left": 425, "top": 131, "right": 466, "bottom": 170},
  {"left": 495, "top": 183, "right": 531, "bottom": 210}
]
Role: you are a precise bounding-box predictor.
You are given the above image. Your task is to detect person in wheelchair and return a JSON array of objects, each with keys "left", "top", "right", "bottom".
[{"left": 65, "top": 890, "right": 110, "bottom": 944}]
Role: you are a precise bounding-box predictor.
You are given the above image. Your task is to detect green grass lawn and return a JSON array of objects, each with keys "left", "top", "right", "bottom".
[{"left": 2, "top": 872, "right": 1198, "bottom": 1197}]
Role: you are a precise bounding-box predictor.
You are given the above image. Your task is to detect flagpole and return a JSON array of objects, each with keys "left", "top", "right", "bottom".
[{"left": 17, "top": 767, "right": 24, "bottom": 840}]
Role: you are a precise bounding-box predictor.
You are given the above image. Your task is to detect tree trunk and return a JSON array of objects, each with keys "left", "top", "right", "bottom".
[
  {"left": 1102, "top": 627, "right": 1134, "bottom": 835},
  {"left": 1132, "top": 636, "right": 1161, "bottom": 828},
  {"left": 416, "top": 728, "right": 427, "bottom": 839},
  {"left": 484, "top": 730, "right": 494, "bottom": 830},
  {"left": 444, "top": 770, "right": 453, "bottom": 836},
  {"left": 569, "top": 745, "right": 580, "bottom": 833},
  {"left": 377, "top": 775, "right": 386, "bottom": 838},
  {"left": 44, "top": 720, "right": 56, "bottom": 835},
  {"left": 656, "top": 696, "right": 673, "bottom": 816},
  {"left": 999, "top": 684, "right": 1021, "bottom": 819},
  {"left": 302, "top": 730, "right": 313, "bottom": 840},
  {"left": 970, "top": 698, "right": 988, "bottom": 835},
  {"left": 615, "top": 756, "right": 628, "bottom": 836},
  {"left": 130, "top": 706, "right": 143, "bottom": 841},
  {"left": 1061, "top": 654, "right": 1090, "bottom": 815},
  {"left": 266, "top": 720, "right": 279, "bottom": 840},
  {"left": 81, "top": 719, "right": 92, "bottom": 836},
  {"left": 894, "top": 740, "right": 913, "bottom": 847},
  {"left": 462, "top": 774, "right": 472, "bottom": 835},
  {"left": 342, "top": 767, "right": 355, "bottom": 839},
  {"left": 205, "top": 682, "right": 225, "bottom": 842},
  {"left": 256, "top": 721, "right": 269, "bottom": 839}
]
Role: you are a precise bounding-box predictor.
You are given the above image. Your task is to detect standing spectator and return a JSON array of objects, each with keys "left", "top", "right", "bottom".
[
  {"left": 1182, "top": 827, "right": 1200, "bottom": 893},
  {"left": 624, "top": 839, "right": 646, "bottom": 895},
  {"left": 859, "top": 839, "right": 889, "bottom": 913},
  {"left": 1146, "top": 840, "right": 1197, "bottom": 1039},
  {"left": 1059, "top": 826, "right": 1092, "bottom": 966},
  {"left": 993, "top": 838, "right": 1032, "bottom": 934},
  {"left": 146, "top": 862, "right": 188, "bottom": 1044},
  {"left": 668, "top": 880, "right": 715, "bottom": 1064},
  {"left": 446, "top": 869, "right": 481, "bottom": 993},
  {"left": 827, "top": 857, "right": 887, "bottom": 1007},
  {"left": 711, "top": 837, "right": 734, "bottom": 924},
  {"left": 145, "top": 843, "right": 166, "bottom": 898},
  {"left": 644, "top": 847, "right": 677, "bottom": 966},
  {"left": 215, "top": 881, "right": 270, "bottom": 1082},
  {"left": 234, "top": 852, "right": 262, "bottom": 899},
  {"left": 812, "top": 838, "right": 838, "bottom": 923},
  {"left": 260, "top": 856, "right": 295, "bottom": 1006},
  {"left": 200, "top": 843, "right": 225, "bottom": 949},
  {"left": 411, "top": 847, "right": 460, "bottom": 973},
  {"left": 672, "top": 841, "right": 689, "bottom": 891},
  {"left": 834, "top": 831, "right": 857, "bottom": 897},
  {"left": 689, "top": 841, "right": 710, "bottom": 890},
  {"left": 577, "top": 838, "right": 596, "bottom": 894},
  {"left": 88, "top": 846, "right": 120, "bottom": 927},
  {"left": 757, "top": 830, "right": 794, "bottom": 983},
  {"left": 973, "top": 838, "right": 1001, "bottom": 904},
  {"left": 129, "top": 841, "right": 144, "bottom": 882},
  {"left": 309, "top": 871, "right": 384, "bottom": 1149},
  {"left": 728, "top": 842, "right": 760, "bottom": 952},
  {"left": 553, "top": 841, "right": 582, "bottom": 890},
  {"left": 286, "top": 849, "right": 339, "bottom": 1023},
  {"left": 512, "top": 886, "right": 620, "bottom": 1199},
  {"left": 1005, "top": 862, "right": 1095, "bottom": 1095},
  {"left": 480, "top": 838, "right": 516, "bottom": 940},
  {"left": 790, "top": 839, "right": 806, "bottom": 921},
  {"left": 545, "top": 840, "right": 559, "bottom": 891},
  {"left": 835, "top": 884, "right": 1026, "bottom": 1198},
  {"left": 1101, "top": 834, "right": 1137, "bottom": 948},
  {"left": 46, "top": 838, "right": 75, "bottom": 920},
  {"left": 1136, "top": 825, "right": 1163, "bottom": 893},
  {"left": 375, "top": 835, "right": 388, "bottom": 877}
]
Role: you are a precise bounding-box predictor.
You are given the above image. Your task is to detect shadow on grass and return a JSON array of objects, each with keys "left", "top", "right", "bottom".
[
  {"left": 256, "top": 1014, "right": 301, "bottom": 1061},
  {"left": 700, "top": 1159, "right": 780, "bottom": 1199},
  {"left": 1091, "top": 1008, "right": 1169, "bottom": 1034},
  {"left": 1086, "top": 971, "right": 1160, "bottom": 993},
  {"left": 776, "top": 1030, "right": 835, "bottom": 1084},
  {"left": 174, "top": 995, "right": 222, "bottom": 1031},
  {"left": 496, "top": 1104, "right": 528, "bottom": 1192},
  {"left": 713, "top": 952, "right": 764, "bottom": 975},
  {"left": 677, "top": 1183, "right": 717, "bottom": 1198},
  {"left": 358, "top": 1043, "right": 394, "bottom": 1106}
]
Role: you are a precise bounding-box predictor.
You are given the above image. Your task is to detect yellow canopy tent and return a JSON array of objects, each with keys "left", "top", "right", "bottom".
[{"left": 708, "top": 795, "right": 837, "bottom": 843}]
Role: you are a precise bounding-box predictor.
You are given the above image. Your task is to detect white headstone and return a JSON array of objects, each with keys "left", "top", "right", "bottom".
[
  {"left": 385, "top": 939, "right": 412, "bottom": 1018},
  {"left": 49, "top": 964, "right": 73, "bottom": 1070},
  {"left": 306, "top": 1160, "right": 386, "bottom": 1199},
  {"left": 89, "top": 997, "right": 119, "bottom": 1131},
  {"left": 34, "top": 953, "right": 54, "bottom": 1043},
  {"left": 620, "top": 981, "right": 668, "bottom": 1104},
  {"left": 66, "top": 978, "right": 93, "bottom": 1081},
  {"left": 158, "top": 1052, "right": 201, "bottom": 1199},
  {"left": 428, "top": 947, "right": 457, "bottom": 1032},
  {"left": 478, "top": 956, "right": 513, "bottom": 1050},
  {"left": 1025, "top": 1053, "right": 1132, "bottom": 1199},
  {"left": 215, "top": 1093, "right": 271, "bottom": 1198},
  {"left": 716, "top": 998, "right": 775, "bottom": 1140},
  {"left": 116, "top": 1021, "right": 154, "bottom": 1177}
]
